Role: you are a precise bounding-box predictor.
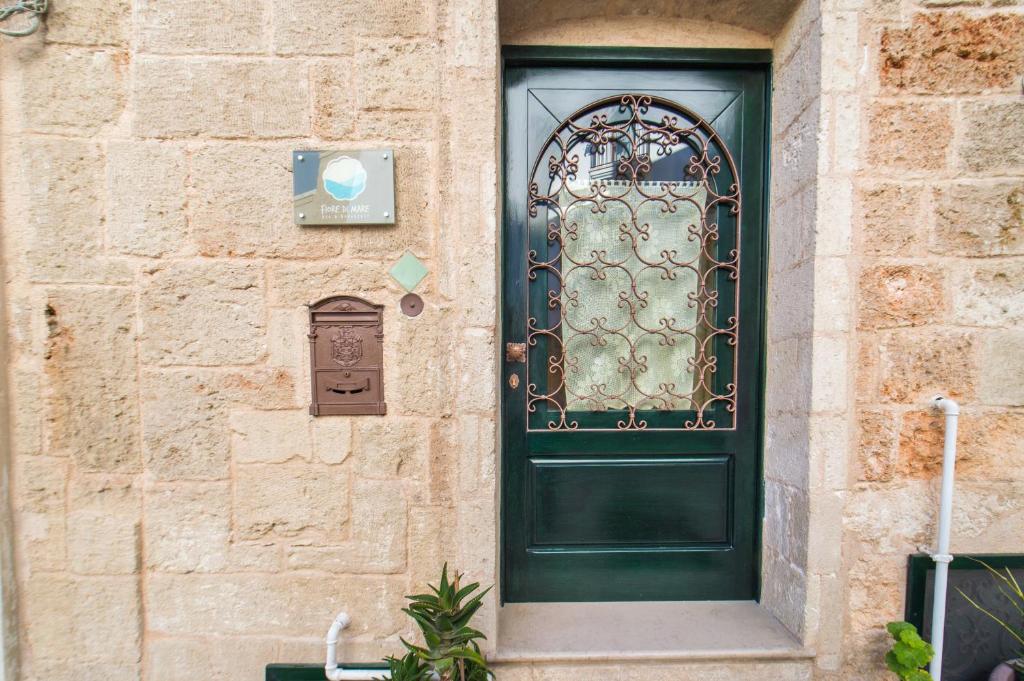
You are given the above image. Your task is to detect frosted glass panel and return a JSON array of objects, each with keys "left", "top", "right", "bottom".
[{"left": 559, "top": 180, "right": 707, "bottom": 412}]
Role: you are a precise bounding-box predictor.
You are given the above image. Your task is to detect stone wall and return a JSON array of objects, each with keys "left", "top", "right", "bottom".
[
  {"left": 0, "top": 1, "right": 500, "bottom": 678},
  {"left": 0, "top": 1, "right": 1019, "bottom": 680},
  {"left": 841, "top": 1, "right": 1024, "bottom": 678}
]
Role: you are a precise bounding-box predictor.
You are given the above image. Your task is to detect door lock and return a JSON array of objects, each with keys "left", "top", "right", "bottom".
[{"left": 505, "top": 342, "right": 527, "bottom": 363}]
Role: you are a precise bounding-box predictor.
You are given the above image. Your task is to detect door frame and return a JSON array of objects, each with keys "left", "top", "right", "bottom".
[{"left": 499, "top": 45, "right": 773, "bottom": 603}]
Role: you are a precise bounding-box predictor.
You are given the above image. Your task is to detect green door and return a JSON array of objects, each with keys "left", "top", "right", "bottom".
[{"left": 501, "top": 49, "right": 770, "bottom": 602}]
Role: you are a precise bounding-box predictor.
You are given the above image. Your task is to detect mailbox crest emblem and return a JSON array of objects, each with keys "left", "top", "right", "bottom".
[{"left": 330, "top": 327, "right": 362, "bottom": 367}]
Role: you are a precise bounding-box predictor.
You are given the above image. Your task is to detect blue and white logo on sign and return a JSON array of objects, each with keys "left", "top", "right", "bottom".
[{"left": 322, "top": 156, "right": 367, "bottom": 201}]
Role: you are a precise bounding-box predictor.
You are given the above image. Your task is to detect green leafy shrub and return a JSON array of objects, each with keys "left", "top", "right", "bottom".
[
  {"left": 381, "top": 565, "right": 494, "bottom": 681},
  {"left": 885, "top": 621, "right": 934, "bottom": 681}
]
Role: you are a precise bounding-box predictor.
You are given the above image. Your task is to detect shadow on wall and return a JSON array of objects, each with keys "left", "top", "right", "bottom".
[{"left": 499, "top": 0, "right": 800, "bottom": 46}]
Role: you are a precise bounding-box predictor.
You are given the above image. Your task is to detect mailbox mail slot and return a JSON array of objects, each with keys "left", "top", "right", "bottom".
[{"left": 308, "top": 296, "right": 386, "bottom": 416}]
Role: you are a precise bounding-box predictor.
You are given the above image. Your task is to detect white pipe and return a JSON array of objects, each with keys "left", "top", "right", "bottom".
[
  {"left": 324, "top": 611, "right": 392, "bottom": 681},
  {"left": 928, "top": 395, "right": 960, "bottom": 681}
]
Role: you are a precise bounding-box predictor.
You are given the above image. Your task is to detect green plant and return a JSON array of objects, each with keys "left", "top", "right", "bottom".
[
  {"left": 957, "top": 559, "right": 1024, "bottom": 672},
  {"left": 381, "top": 564, "right": 493, "bottom": 681},
  {"left": 885, "top": 621, "right": 935, "bottom": 681}
]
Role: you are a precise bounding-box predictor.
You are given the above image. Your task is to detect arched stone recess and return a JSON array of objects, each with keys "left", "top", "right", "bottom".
[{"left": 492, "top": 0, "right": 855, "bottom": 669}]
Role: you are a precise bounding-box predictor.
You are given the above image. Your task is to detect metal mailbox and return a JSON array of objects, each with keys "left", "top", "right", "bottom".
[{"left": 307, "top": 296, "right": 386, "bottom": 416}]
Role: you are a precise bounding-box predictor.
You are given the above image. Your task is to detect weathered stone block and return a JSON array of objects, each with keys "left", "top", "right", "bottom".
[
  {"left": 106, "top": 141, "right": 190, "bottom": 257},
  {"left": 772, "top": 22, "right": 822, "bottom": 132},
  {"left": 931, "top": 180, "right": 1024, "bottom": 256},
  {"left": 821, "top": 11, "right": 860, "bottom": 93},
  {"left": 140, "top": 369, "right": 233, "bottom": 481},
  {"left": 385, "top": 305, "right": 454, "bottom": 416},
  {"left": 45, "top": 0, "right": 131, "bottom": 46},
  {"left": 811, "top": 336, "right": 849, "bottom": 413},
  {"left": 266, "top": 261, "right": 393, "bottom": 306},
  {"left": 764, "top": 481, "right": 809, "bottom": 566},
  {"left": 770, "top": 258, "right": 815, "bottom": 342},
  {"left": 44, "top": 287, "right": 141, "bottom": 472},
  {"left": 313, "top": 417, "right": 353, "bottom": 464},
  {"left": 133, "top": 58, "right": 309, "bottom": 138},
  {"left": 312, "top": 59, "right": 355, "bottom": 139},
  {"left": 845, "top": 482, "right": 933, "bottom": 553},
  {"left": 15, "top": 457, "right": 67, "bottom": 572},
  {"left": 813, "top": 258, "right": 852, "bottom": 334},
  {"left": 856, "top": 182, "right": 925, "bottom": 256},
  {"left": 950, "top": 480, "right": 1023, "bottom": 546},
  {"left": 764, "top": 413, "right": 811, "bottom": 487},
  {"left": 21, "top": 138, "right": 132, "bottom": 284},
  {"left": 959, "top": 411, "right": 1024, "bottom": 480},
  {"left": 144, "top": 481, "right": 278, "bottom": 572},
  {"left": 880, "top": 13, "right": 1024, "bottom": 93},
  {"left": 189, "top": 145, "right": 346, "bottom": 258},
  {"left": 846, "top": 554, "right": 909, "bottom": 641},
  {"left": 139, "top": 261, "right": 265, "bottom": 366},
  {"left": 765, "top": 336, "right": 813, "bottom": 416},
  {"left": 136, "top": 0, "right": 268, "bottom": 54},
  {"left": 272, "top": 0, "right": 433, "bottom": 54},
  {"left": 354, "top": 40, "right": 440, "bottom": 111},
  {"left": 23, "top": 575, "right": 141, "bottom": 676},
  {"left": 231, "top": 369, "right": 300, "bottom": 409},
  {"left": 951, "top": 260, "right": 1024, "bottom": 327},
  {"left": 958, "top": 101, "right": 1024, "bottom": 173},
  {"left": 979, "top": 331, "right": 1024, "bottom": 405},
  {"left": 351, "top": 110, "right": 440, "bottom": 143},
  {"left": 772, "top": 103, "right": 819, "bottom": 200},
  {"left": 287, "top": 478, "right": 408, "bottom": 573},
  {"left": 235, "top": 462, "right": 349, "bottom": 538},
  {"left": 856, "top": 410, "right": 898, "bottom": 482},
  {"left": 22, "top": 49, "right": 125, "bottom": 131},
  {"left": 878, "top": 330, "right": 976, "bottom": 403},
  {"left": 893, "top": 409, "right": 1024, "bottom": 481},
  {"left": 67, "top": 475, "right": 140, "bottom": 574},
  {"left": 408, "top": 505, "right": 452, "bottom": 586},
  {"left": 868, "top": 101, "right": 952, "bottom": 172},
  {"left": 351, "top": 418, "right": 429, "bottom": 479},
  {"left": 147, "top": 637, "right": 278, "bottom": 681},
  {"left": 456, "top": 328, "right": 496, "bottom": 414},
  {"left": 146, "top": 573, "right": 406, "bottom": 636},
  {"left": 857, "top": 264, "right": 946, "bottom": 329},
  {"left": 230, "top": 409, "right": 312, "bottom": 463}
]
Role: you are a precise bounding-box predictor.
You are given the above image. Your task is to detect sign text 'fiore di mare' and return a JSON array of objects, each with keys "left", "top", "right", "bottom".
[{"left": 293, "top": 149, "right": 395, "bottom": 225}]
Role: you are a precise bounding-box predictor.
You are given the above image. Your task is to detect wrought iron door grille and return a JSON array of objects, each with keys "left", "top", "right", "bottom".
[{"left": 525, "top": 94, "right": 741, "bottom": 431}]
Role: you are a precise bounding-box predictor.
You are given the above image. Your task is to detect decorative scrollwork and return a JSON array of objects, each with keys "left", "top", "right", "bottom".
[{"left": 524, "top": 94, "right": 741, "bottom": 431}]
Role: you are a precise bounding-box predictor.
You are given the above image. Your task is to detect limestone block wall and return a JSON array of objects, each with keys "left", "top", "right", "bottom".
[
  {"left": 840, "top": 1, "right": 1024, "bottom": 678},
  {"left": 0, "top": 1, "right": 500, "bottom": 679},
  {"left": 0, "top": 1, "right": 1020, "bottom": 680}
]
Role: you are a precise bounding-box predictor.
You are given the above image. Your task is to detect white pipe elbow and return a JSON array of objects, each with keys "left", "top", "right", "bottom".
[
  {"left": 325, "top": 612, "right": 351, "bottom": 679},
  {"left": 932, "top": 394, "right": 960, "bottom": 415},
  {"left": 324, "top": 612, "right": 392, "bottom": 681}
]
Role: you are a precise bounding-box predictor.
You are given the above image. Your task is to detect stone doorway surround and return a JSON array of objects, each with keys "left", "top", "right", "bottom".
[{"left": 490, "top": 0, "right": 852, "bottom": 677}]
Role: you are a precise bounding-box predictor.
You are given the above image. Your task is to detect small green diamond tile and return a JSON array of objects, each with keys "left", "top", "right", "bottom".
[{"left": 388, "top": 250, "right": 428, "bottom": 292}]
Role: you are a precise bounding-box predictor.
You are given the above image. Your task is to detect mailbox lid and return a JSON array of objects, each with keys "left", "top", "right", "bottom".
[{"left": 314, "top": 369, "right": 382, "bottom": 406}]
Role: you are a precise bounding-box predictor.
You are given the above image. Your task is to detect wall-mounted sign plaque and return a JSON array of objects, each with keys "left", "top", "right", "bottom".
[
  {"left": 307, "top": 295, "right": 386, "bottom": 416},
  {"left": 293, "top": 150, "right": 395, "bottom": 225}
]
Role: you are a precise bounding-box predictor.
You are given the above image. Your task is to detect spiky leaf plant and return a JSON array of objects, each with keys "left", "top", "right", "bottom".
[
  {"left": 384, "top": 564, "right": 493, "bottom": 681},
  {"left": 381, "top": 653, "right": 433, "bottom": 681}
]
